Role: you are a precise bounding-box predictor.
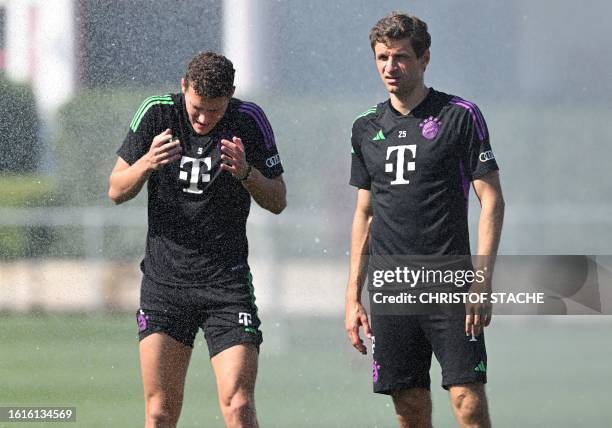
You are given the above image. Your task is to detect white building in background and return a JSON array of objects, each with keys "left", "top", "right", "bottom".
[
  {"left": 0, "top": 0, "right": 76, "bottom": 118},
  {"left": 222, "top": 0, "right": 270, "bottom": 97},
  {"left": 0, "top": 0, "right": 266, "bottom": 114},
  {"left": 0, "top": 0, "right": 266, "bottom": 120}
]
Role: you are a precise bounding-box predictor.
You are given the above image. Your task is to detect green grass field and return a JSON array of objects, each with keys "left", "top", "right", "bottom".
[{"left": 1, "top": 313, "right": 611, "bottom": 427}]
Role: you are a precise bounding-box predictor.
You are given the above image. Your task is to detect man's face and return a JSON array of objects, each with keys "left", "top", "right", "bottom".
[
  {"left": 181, "top": 79, "right": 232, "bottom": 135},
  {"left": 374, "top": 38, "right": 429, "bottom": 98}
]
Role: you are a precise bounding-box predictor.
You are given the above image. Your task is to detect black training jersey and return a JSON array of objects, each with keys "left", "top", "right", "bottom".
[
  {"left": 350, "top": 89, "right": 498, "bottom": 256},
  {"left": 117, "top": 93, "right": 284, "bottom": 287}
]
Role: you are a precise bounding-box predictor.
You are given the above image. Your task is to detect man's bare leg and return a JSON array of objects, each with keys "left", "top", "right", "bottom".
[
  {"left": 392, "top": 387, "right": 433, "bottom": 428},
  {"left": 449, "top": 383, "right": 491, "bottom": 428},
  {"left": 140, "top": 333, "right": 192, "bottom": 428},
  {"left": 211, "top": 344, "right": 259, "bottom": 428}
]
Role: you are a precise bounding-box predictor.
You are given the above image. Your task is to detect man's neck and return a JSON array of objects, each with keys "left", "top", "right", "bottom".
[{"left": 389, "top": 85, "right": 430, "bottom": 115}]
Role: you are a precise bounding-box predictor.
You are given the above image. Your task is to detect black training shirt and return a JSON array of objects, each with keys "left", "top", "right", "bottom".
[
  {"left": 118, "top": 93, "right": 283, "bottom": 286},
  {"left": 350, "top": 89, "right": 498, "bottom": 256}
]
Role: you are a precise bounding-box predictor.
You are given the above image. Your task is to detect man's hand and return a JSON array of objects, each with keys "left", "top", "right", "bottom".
[
  {"left": 144, "top": 128, "right": 182, "bottom": 171},
  {"left": 465, "top": 279, "right": 492, "bottom": 337},
  {"left": 220, "top": 137, "right": 249, "bottom": 179},
  {"left": 108, "top": 129, "right": 181, "bottom": 204},
  {"left": 345, "top": 299, "right": 372, "bottom": 355}
]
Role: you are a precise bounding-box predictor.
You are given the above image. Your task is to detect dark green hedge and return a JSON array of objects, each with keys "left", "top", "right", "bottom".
[{"left": 0, "top": 175, "right": 57, "bottom": 259}]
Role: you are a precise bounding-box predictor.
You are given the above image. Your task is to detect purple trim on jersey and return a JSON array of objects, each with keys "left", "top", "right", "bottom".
[
  {"left": 450, "top": 97, "right": 487, "bottom": 141},
  {"left": 459, "top": 160, "right": 470, "bottom": 200},
  {"left": 238, "top": 102, "right": 276, "bottom": 149}
]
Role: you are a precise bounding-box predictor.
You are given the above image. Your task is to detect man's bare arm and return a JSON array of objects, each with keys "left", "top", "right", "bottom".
[
  {"left": 108, "top": 157, "right": 150, "bottom": 205},
  {"left": 108, "top": 129, "right": 182, "bottom": 204},
  {"left": 474, "top": 171, "right": 505, "bottom": 259},
  {"left": 220, "top": 137, "right": 286, "bottom": 214},
  {"left": 242, "top": 173, "right": 286, "bottom": 215},
  {"left": 345, "top": 188, "right": 373, "bottom": 354},
  {"left": 467, "top": 170, "right": 505, "bottom": 335}
]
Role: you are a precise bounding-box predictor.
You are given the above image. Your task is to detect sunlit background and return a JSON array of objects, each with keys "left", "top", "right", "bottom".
[{"left": 1, "top": 1, "right": 611, "bottom": 427}]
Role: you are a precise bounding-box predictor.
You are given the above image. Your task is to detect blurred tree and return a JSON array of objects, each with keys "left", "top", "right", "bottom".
[
  {"left": 53, "top": 88, "right": 151, "bottom": 206},
  {"left": 0, "top": 73, "right": 40, "bottom": 173}
]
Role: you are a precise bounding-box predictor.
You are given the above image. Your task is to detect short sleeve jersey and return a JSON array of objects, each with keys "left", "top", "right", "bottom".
[
  {"left": 350, "top": 89, "right": 498, "bottom": 256},
  {"left": 117, "top": 93, "right": 284, "bottom": 287}
]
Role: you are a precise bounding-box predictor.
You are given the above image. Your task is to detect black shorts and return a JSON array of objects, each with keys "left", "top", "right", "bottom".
[
  {"left": 371, "top": 314, "right": 487, "bottom": 394},
  {"left": 136, "top": 274, "right": 262, "bottom": 358}
]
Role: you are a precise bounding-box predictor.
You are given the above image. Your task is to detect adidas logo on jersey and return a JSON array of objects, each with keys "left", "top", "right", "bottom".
[
  {"left": 474, "top": 361, "right": 487, "bottom": 373},
  {"left": 372, "top": 130, "right": 385, "bottom": 141}
]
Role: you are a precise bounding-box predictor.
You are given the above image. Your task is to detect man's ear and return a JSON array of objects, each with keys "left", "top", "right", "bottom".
[{"left": 422, "top": 49, "right": 431, "bottom": 71}]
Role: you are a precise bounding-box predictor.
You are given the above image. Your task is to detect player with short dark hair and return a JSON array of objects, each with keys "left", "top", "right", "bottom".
[
  {"left": 345, "top": 12, "right": 504, "bottom": 428},
  {"left": 109, "top": 51, "right": 286, "bottom": 428}
]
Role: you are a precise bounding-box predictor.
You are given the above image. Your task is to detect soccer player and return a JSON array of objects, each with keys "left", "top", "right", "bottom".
[
  {"left": 108, "top": 52, "right": 286, "bottom": 428},
  {"left": 345, "top": 12, "right": 504, "bottom": 428}
]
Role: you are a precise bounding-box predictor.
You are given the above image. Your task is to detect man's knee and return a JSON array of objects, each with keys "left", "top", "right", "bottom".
[
  {"left": 392, "top": 388, "right": 432, "bottom": 426},
  {"left": 450, "top": 385, "right": 489, "bottom": 425},
  {"left": 219, "top": 390, "right": 255, "bottom": 421},
  {"left": 145, "top": 394, "right": 181, "bottom": 428},
  {"left": 146, "top": 408, "right": 173, "bottom": 428}
]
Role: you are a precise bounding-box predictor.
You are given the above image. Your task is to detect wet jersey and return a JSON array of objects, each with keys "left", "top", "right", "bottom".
[{"left": 118, "top": 93, "right": 283, "bottom": 286}]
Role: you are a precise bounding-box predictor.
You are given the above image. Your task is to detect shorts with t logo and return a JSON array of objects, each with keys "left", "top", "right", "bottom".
[
  {"left": 371, "top": 314, "right": 487, "bottom": 394},
  {"left": 136, "top": 274, "right": 262, "bottom": 357}
]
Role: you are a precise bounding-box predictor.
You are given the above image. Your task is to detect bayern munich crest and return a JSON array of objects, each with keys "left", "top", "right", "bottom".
[{"left": 419, "top": 116, "right": 442, "bottom": 140}]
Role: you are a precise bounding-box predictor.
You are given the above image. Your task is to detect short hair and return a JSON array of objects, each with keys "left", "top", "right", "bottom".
[
  {"left": 369, "top": 11, "right": 431, "bottom": 58},
  {"left": 184, "top": 52, "right": 235, "bottom": 98}
]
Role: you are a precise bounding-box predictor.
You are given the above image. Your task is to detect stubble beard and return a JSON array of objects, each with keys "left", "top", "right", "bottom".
[{"left": 389, "top": 82, "right": 413, "bottom": 100}]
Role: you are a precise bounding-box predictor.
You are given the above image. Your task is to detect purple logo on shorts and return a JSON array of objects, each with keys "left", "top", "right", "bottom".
[
  {"left": 373, "top": 360, "right": 381, "bottom": 383},
  {"left": 137, "top": 310, "right": 148, "bottom": 333},
  {"left": 420, "top": 116, "right": 442, "bottom": 140}
]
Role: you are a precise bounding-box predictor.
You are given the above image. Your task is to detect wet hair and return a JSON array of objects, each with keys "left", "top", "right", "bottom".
[
  {"left": 184, "top": 52, "right": 235, "bottom": 98},
  {"left": 369, "top": 11, "right": 431, "bottom": 58}
]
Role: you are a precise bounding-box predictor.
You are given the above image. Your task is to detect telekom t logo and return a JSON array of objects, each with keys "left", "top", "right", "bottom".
[
  {"left": 238, "top": 312, "right": 252, "bottom": 326},
  {"left": 385, "top": 145, "right": 416, "bottom": 185},
  {"left": 179, "top": 156, "right": 212, "bottom": 194}
]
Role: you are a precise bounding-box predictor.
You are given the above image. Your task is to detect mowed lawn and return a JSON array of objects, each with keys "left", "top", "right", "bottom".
[{"left": 1, "top": 313, "right": 611, "bottom": 427}]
